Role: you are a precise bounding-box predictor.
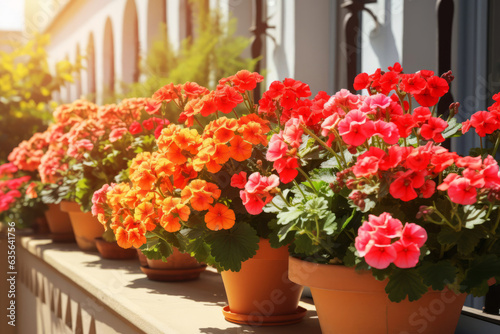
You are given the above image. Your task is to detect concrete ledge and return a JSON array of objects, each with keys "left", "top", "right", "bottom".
[{"left": 18, "top": 236, "right": 321, "bottom": 334}]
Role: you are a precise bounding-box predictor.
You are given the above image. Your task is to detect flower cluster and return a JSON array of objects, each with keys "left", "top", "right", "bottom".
[
  {"left": 355, "top": 213, "right": 427, "bottom": 269},
  {"left": 0, "top": 163, "right": 30, "bottom": 212},
  {"left": 234, "top": 64, "right": 500, "bottom": 302},
  {"left": 92, "top": 71, "right": 279, "bottom": 270},
  {"left": 462, "top": 93, "right": 500, "bottom": 137}
]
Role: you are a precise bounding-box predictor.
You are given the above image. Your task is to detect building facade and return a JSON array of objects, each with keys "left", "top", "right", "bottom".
[{"left": 22, "top": 0, "right": 499, "bottom": 150}]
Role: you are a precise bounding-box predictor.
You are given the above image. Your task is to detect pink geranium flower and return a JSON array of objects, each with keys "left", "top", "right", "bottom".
[
  {"left": 338, "top": 110, "right": 374, "bottom": 146},
  {"left": 400, "top": 223, "right": 428, "bottom": 248},
  {"left": 393, "top": 241, "right": 421, "bottom": 268},
  {"left": 447, "top": 177, "right": 477, "bottom": 205},
  {"left": 266, "top": 134, "right": 288, "bottom": 161},
  {"left": 364, "top": 244, "right": 397, "bottom": 269},
  {"left": 109, "top": 128, "right": 128, "bottom": 143}
]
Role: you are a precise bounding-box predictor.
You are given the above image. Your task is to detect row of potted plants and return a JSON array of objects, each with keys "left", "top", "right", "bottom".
[{"left": 2, "top": 65, "right": 499, "bottom": 333}]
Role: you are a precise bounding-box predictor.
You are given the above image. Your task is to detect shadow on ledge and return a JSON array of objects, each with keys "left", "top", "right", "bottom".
[
  {"left": 124, "top": 269, "right": 228, "bottom": 306},
  {"left": 81, "top": 258, "right": 141, "bottom": 271},
  {"left": 199, "top": 310, "right": 320, "bottom": 334}
]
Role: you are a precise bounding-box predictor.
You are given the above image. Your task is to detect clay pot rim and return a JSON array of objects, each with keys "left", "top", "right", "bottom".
[
  {"left": 289, "top": 256, "right": 388, "bottom": 292},
  {"left": 60, "top": 200, "right": 83, "bottom": 213}
]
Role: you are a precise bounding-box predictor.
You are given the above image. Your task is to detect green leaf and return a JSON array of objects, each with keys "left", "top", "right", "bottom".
[
  {"left": 263, "top": 191, "right": 287, "bottom": 214},
  {"left": 322, "top": 213, "right": 337, "bottom": 235},
  {"left": 385, "top": 268, "right": 428, "bottom": 302},
  {"left": 461, "top": 254, "right": 500, "bottom": 293},
  {"left": 463, "top": 205, "right": 487, "bottom": 229},
  {"left": 205, "top": 222, "right": 260, "bottom": 272},
  {"left": 277, "top": 222, "right": 298, "bottom": 242},
  {"left": 442, "top": 118, "right": 462, "bottom": 139},
  {"left": 320, "top": 157, "right": 339, "bottom": 169},
  {"left": 185, "top": 235, "right": 212, "bottom": 264},
  {"left": 340, "top": 208, "right": 356, "bottom": 232},
  {"left": 267, "top": 219, "right": 294, "bottom": 248},
  {"left": 293, "top": 233, "right": 317, "bottom": 255},
  {"left": 437, "top": 227, "right": 486, "bottom": 255},
  {"left": 277, "top": 207, "right": 303, "bottom": 225},
  {"left": 418, "top": 261, "right": 457, "bottom": 291},
  {"left": 342, "top": 246, "right": 357, "bottom": 267}
]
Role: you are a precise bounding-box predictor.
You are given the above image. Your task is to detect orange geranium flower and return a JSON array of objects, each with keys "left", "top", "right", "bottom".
[
  {"left": 176, "top": 128, "right": 201, "bottom": 154},
  {"left": 229, "top": 135, "right": 253, "bottom": 162},
  {"left": 131, "top": 167, "right": 156, "bottom": 191},
  {"left": 116, "top": 216, "right": 147, "bottom": 248},
  {"left": 206, "top": 159, "right": 223, "bottom": 173},
  {"left": 239, "top": 121, "right": 268, "bottom": 146},
  {"left": 205, "top": 182, "right": 221, "bottom": 200},
  {"left": 204, "top": 203, "right": 236, "bottom": 231},
  {"left": 160, "top": 214, "right": 181, "bottom": 232},
  {"left": 129, "top": 152, "right": 152, "bottom": 175},
  {"left": 154, "top": 157, "right": 176, "bottom": 178},
  {"left": 108, "top": 183, "right": 131, "bottom": 209},
  {"left": 134, "top": 202, "right": 155, "bottom": 221},
  {"left": 165, "top": 143, "right": 187, "bottom": 165},
  {"left": 162, "top": 196, "right": 181, "bottom": 211},
  {"left": 173, "top": 163, "right": 198, "bottom": 189},
  {"left": 115, "top": 227, "right": 133, "bottom": 248},
  {"left": 194, "top": 91, "right": 217, "bottom": 117},
  {"left": 213, "top": 143, "right": 231, "bottom": 164},
  {"left": 172, "top": 203, "right": 190, "bottom": 221},
  {"left": 181, "top": 179, "right": 217, "bottom": 211},
  {"left": 212, "top": 118, "right": 238, "bottom": 143}
]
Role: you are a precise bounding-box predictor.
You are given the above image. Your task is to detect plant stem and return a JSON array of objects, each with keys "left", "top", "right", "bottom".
[
  {"left": 492, "top": 135, "right": 500, "bottom": 158},
  {"left": 293, "top": 180, "right": 307, "bottom": 198},
  {"left": 492, "top": 209, "right": 500, "bottom": 235},
  {"left": 301, "top": 125, "right": 344, "bottom": 167},
  {"left": 232, "top": 109, "right": 240, "bottom": 120},
  {"left": 277, "top": 191, "right": 291, "bottom": 206},
  {"left": 271, "top": 201, "right": 283, "bottom": 211},
  {"left": 297, "top": 167, "right": 318, "bottom": 194}
]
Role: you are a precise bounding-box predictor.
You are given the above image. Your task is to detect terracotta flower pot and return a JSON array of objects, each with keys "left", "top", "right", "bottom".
[
  {"left": 44, "top": 203, "right": 75, "bottom": 242},
  {"left": 289, "top": 257, "right": 467, "bottom": 334},
  {"left": 137, "top": 248, "right": 148, "bottom": 267},
  {"left": 141, "top": 247, "right": 206, "bottom": 281},
  {"left": 220, "top": 239, "right": 306, "bottom": 326},
  {"left": 95, "top": 237, "right": 137, "bottom": 260},
  {"left": 60, "top": 201, "right": 103, "bottom": 251}
]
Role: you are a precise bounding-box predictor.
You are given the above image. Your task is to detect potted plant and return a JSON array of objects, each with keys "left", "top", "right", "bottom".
[
  {"left": 93, "top": 73, "right": 306, "bottom": 324},
  {"left": 90, "top": 108, "right": 166, "bottom": 259},
  {"left": 0, "top": 162, "right": 46, "bottom": 233},
  {"left": 56, "top": 98, "right": 164, "bottom": 251},
  {"left": 244, "top": 64, "right": 500, "bottom": 333}
]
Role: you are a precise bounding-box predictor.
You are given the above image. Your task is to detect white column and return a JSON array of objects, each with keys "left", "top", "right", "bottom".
[
  {"left": 293, "top": 0, "right": 333, "bottom": 95},
  {"left": 225, "top": 0, "right": 253, "bottom": 59},
  {"left": 265, "top": 0, "right": 294, "bottom": 86},
  {"left": 167, "top": 0, "right": 182, "bottom": 51}
]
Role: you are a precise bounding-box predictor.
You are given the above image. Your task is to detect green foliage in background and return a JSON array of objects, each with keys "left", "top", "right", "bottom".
[
  {"left": 118, "top": 0, "right": 258, "bottom": 122},
  {"left": 0, "top": 34, "right": 78, "bottom": 163}
]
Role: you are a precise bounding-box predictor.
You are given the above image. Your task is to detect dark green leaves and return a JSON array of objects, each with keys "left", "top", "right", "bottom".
[
  {"left": 386, "top": 268, "right": 428, "bottom": 302},
  {"left": 461, "top": 254, "right": 500, "bottom": 294},
  {"left": 437, "top": 226, "right": 486, "bottom": 255},
  {"left": 418, "top": 261, "right": 457, "bottom": 291},
  {"left": 205, "top": 222, "right": 260, "bottom": 272}
]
